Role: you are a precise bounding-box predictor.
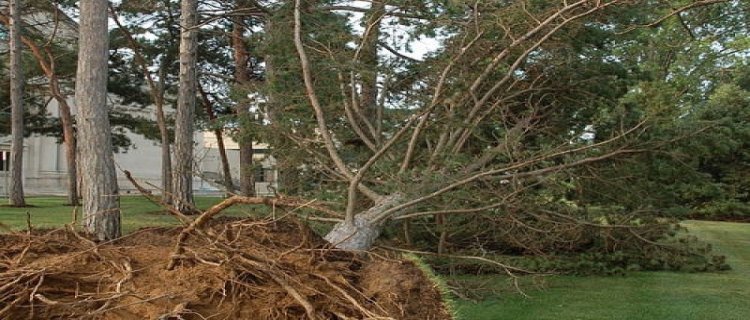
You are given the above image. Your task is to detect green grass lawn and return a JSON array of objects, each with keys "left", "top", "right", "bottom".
[
  {"left": 0, "top": 195, "right": 267, "bottom": 233},
  {"left": 454, "top": 220, "right": 750, "bottom": 320}
]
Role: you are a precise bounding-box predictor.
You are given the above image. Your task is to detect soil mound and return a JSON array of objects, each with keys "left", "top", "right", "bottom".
[{"left": 0, "top": 219, "right": 451, "bottom": 319}]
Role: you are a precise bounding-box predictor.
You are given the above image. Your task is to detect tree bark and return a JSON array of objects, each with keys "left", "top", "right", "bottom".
[
  {"left": 8, "top": 0, "right": 25, "bottom": 207},
  {"left": 75, "top": 0, "right": 121, "bottom": 240},
  {"left": 56, "top": 91, "right": 79, "bottom": 206},
  {"left": 173, "top": 0, "right": 198, "bottom": 214},
  {"left": 358, "top": 0, "right": 385, "bottom": 141},
  {"left": 436, "top": 213, "right": 448, "bottom": 254},
  {"left": 199, "top": 85, "right": 234, "bottom": 193},
  {"left": 156, "top": 68, "right": 173, "bottom": 205},
  {"left": 156, "top": 25, "right": 177, "bottom": 204},
  {"left": 0, "top": 10, "right": 80, "bottom": 206},
  {"left": 156, "top": 10, "right": 175, "bottom": 205},
  {"left": 232, "top": 10, "right": 255, "bottom": 197},
  {"left": 42, "top": 47, "right": 79, "bottom": 206}
]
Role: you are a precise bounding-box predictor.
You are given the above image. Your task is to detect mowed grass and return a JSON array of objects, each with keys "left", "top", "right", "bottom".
[
  {"left": 0, "top": 196, "right": 267, "bottom": 233},
  {"left": 454, "top": 220, "right": 750, "bottom": 320}
]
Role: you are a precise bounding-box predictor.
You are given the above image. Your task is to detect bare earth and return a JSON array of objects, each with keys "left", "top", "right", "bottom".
[{"left": 0, "top": 218, "right": 450, "bottom": 319}]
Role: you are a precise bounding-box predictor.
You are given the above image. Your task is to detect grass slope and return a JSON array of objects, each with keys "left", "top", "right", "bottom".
[{"left": 455, "top": 220, "right": 750, "bottom": 320}]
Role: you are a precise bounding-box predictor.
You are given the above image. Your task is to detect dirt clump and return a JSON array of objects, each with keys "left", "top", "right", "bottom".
[{"left": 0, "top": 218, "right": 451, "bottom": 319}]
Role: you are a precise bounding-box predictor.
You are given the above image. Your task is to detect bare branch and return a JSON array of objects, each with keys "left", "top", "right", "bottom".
[
  {"left": 373, "top": 120, "right": 649, "bottom": 223},
  {"left": 450, "top": 0, "right": 621, "bottom": 153},
  {"left": 399, "top": 30, "right": 485, "bottom": 173},
  {"left": 320, "top": 5, "right": 426, "bottom": 20}
]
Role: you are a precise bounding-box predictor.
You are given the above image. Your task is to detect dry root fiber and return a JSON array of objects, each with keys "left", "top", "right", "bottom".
[{"left": 0, "top": 218, "right": 451, "bottom": 319}]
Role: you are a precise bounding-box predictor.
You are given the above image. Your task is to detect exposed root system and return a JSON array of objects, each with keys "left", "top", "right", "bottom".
[{"left": 0, "top": 218, "right": 451, "bottom": 319}]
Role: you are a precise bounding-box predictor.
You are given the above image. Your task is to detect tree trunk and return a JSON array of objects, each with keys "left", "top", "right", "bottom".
[
  {"left": 216, "top": 129, "right": 234, "bottom": 194},
  {"left": 110, "top": 5, "right": 175, "bottom": 205},
  {"left": 75, "top": 0, "right": 121, "bottom": 240},
  {"left": 155, "top": 40, "right": 174, "bottom": 205},
  {"left": 403, "top": 219, "right": 413, "bottom": 245},
  {"left": 57, "top": 97, "right": 79, "bottom": 206},
  {"left": 45, "top": 50, "right": 78, "bottom": 206},
  {"left": 173, "top": 0, "right": 198, "bottom": 214},
  {"left": 153, "top": 8, "right": 179, "bottom": 204},
  {"left": 8, "top": 0, "right": 25, "bottom": 207},
  {"left": 155, "top": 47, "right": 173, "bottom": 205},
  {"left": 199, "top": 85, "right": 234, "bottom": 194},
  {"left": 156, "top": 100, "right": 173, "bottom": 204},
  {"left": 436, "top": 213, "right": 448, "bottom": 254},
  {"left": 359, "top": 0, "right": 385, "bottom": 140},
  {"left": 1, "top": 15, "right": 80, "bottom": 206},
  {"left": 324, "top": 193, "right": 404, "bottom": 250},
  {"left": 232, "top": 12, "right": 255, "bottom": 197}
]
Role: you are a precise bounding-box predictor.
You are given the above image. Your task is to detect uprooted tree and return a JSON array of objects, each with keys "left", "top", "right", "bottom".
[
  {"left": 4, "top": 0, "right": 737, "bottom": 266},
  {"left": 242, "top": 0, "right": 733, "bottom": 252}
]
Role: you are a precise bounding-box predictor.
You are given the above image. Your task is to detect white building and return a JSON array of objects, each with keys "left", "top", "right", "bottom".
[{"left": 0, "top": 100, "right": 277, "bottom": 197}]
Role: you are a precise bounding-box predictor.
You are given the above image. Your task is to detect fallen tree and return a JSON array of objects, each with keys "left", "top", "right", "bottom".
[{"left": 270, "top": 0, "right": 729, "bottom": 251}]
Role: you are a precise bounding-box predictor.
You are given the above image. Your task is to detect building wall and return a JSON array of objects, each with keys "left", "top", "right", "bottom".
[{"left": 0, "top": 101, "right": 277, "bottom": 197}]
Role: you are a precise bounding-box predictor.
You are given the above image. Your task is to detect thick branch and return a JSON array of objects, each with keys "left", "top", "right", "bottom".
[
  {"left": 337, "top": 72, "right": 378, "bottom": 152},
  {"left": 293, "top": 0, "right": 353, "bottom": 181},
  {"left": 374, "top": 120, "right": 648, "bottom": 222},
  {"left": 293, "top": 0, "right": 382, "bottom": 202},
  {"left": 123, "top": 170, "right": 192, "bottom": 225},
  {"left": 320, "top": 5, "right": 426, "bottom": 20},
  {"left": 344, "top": 111, "right": 420, "bottom": 222}
]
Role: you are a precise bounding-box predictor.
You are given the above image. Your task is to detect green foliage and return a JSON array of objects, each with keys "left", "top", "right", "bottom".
[
  {"left": 406, "top": 205, "right": 728, "bottom": 275},
  {"left": 563, "top": 0, "right": 750, "bottom": 220},
  {"left": 258, "top": 1, "right": 373, "bottom": 197},
  {"left": 453, "top": 221, "right": 750, "bottom": 320},
  {"left": 578, "top": 82, "right": 750, "bottom": 219},
  {"left": 685, "top": 84, "right": 750, "bottom": 217},
  {"left": 504, "top": 233, "right": 727, "bottom": 275}
]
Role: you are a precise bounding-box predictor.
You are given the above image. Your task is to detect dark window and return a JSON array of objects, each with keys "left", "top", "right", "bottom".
[
  {"left": 0, "top": 151, "right": 9, "bottom": 172},
  {"left": 254, "top": 167, "right": 274, "bottom": 183}
]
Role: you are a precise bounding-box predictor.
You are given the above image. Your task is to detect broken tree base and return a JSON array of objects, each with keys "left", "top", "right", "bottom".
[
  {"left": 323, "top": 214, "right": 383, "bottom": 251},
  {"left": 324, "top": 193, "right": 405, "bottom": 251},
  {"left": 0, "top": 218, "right": 451, "bottom": 320}
]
